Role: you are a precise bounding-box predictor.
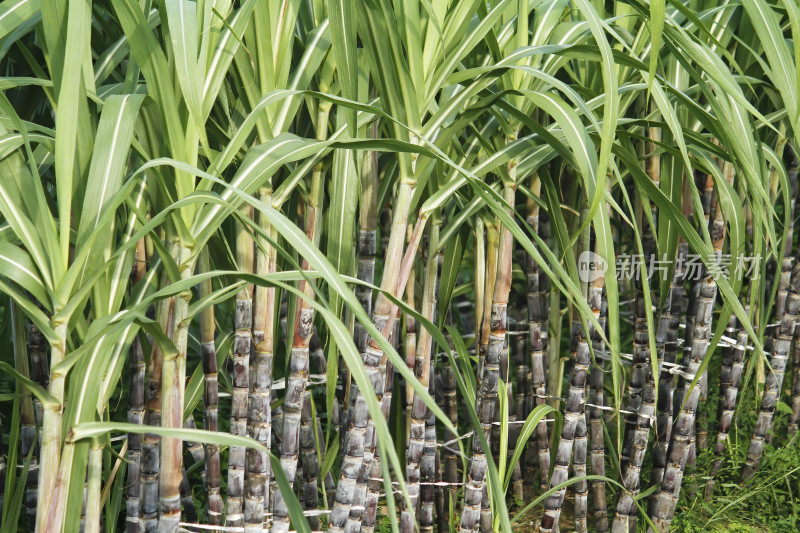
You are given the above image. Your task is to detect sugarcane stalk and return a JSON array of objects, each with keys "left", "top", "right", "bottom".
[
  {"left": 245, "top": 187, "right": 276, "bottom": 533},
  {"left": 573, "top": 402, "right": 589, "bottom": 533},
  {"left": 478, "top": 220, "right": 501, "bottom": 533},
  {"left": 509, "top": 321, "right": 526, "bottom": 502},
  {"left": 183, "top": 415, "right": 205, "bottom": 486},
  {"left": 440, "top": 331, "right": 459, "bottom": 532},
  {"left": 85, "top": 440, "right": 103, "bottom": 533},
  {"left": 228, "top": 204, "right": 254, "bottom": 529},
  {"left": 790, "top": 321, "right": 800, "bottom": 435},
  {"left": 159, "top": 241, "right": 193, "bottom": 533},
  {"left": 179, "top": 470, "right": 198, "bottom": 524},
  {"left": 126, "top": 334, "right": 145, "bottom": 533},
  {"left": 526, "top": 190, "right": 550, "bottom": 493},
  {"left": 742, "top": 263, "right": 800, "bottom": 479},
  {"left": 197, "top": 250, "right": 223, "bottom": 527},
  {"left": 785, "top": 151, "right": 800, "bottom": 434},
  {"left": 649, "top": 276, "right": 717, "bottom": 532},
  {"left": 402, "top": 215, "right": 440, "bottom": 533},
  {"left": 613, "top": 311, "right": 657, "bottom": 533},
  {"left": 328, "top": 176, "right": 420, "bottom": 532},
  {"left": 352, "top": 222, "right": 425, "bottom": 532},
  {"left": 35, "top": 319, "right": 67, "bottom": 533},
  {"left": 420, "top": 356, "right": 437, "bottom": 533},
  {"left": 273, "top": 108, "right": 329, "bottom": 533},
  {"left": 346, "top": 121, "right": 379, "bottom": 446},
  {"left": 540, "top": 316, "right": 591, "bottom": 532},
  {"left": 300, "top": 391, "right": 321, "bottom": 530},
  {"left": 140, "top": 268, "right": 175, "bottom": 533},
  {"left": 706, "top": 326, "right": 747, "bottom": 498},
  {"left": 590, "top": 295, "right": 608, "bottom": 533},
  {"left": 309, "top": 334, "right": 336, "bottom": 505},
  {"left": 361, "top": 330, "right": 398, "bottom": 533},
  {"left": 461, "top": 183, "right": 515, "bottom": 533}
]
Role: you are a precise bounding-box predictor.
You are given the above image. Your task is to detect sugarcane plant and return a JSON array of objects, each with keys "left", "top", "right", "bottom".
[{"left": 4, "top": 1, "right": 800, "bottom": 533}]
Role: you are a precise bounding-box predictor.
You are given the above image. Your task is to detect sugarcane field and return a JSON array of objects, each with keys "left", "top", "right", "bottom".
[{"left": 4, "top": 0, "right": 800, "bottom": 531}]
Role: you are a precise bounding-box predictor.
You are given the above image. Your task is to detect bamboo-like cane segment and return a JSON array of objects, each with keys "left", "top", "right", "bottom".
[
  {"left": 346, "top": 122, "right": 380, "bottom": 445},
  {"left": 573, "top": 403, "right": 589, "bottom": 533},
  {"left": 183, "top": 415, "right": 205, "bottom": 486},
  {"left": 126, "top": 335, "right": 145, "bottom": 533},
  {"left": 461, "top": 184, "right": 515, "bottom": 533},
  {"left": 361, "top": 329, "right": 399, "bottom": 533},
  {"left": 198, "top": 250, "right": 222, "bottom": 526},
  {"left": 309, "top": 334, "right": 336, "bottom": 505},
  {"left": 649, "top": 241, "right": 688, "bottom": 499},
  {"left": 649, "top": 277, "right": 717, "bottom": 532},
  {"left": 540, "top": 318, "right": 591, "bottom": 532},
  {"left": 479, "top": 221, "right": 500, "bottom": 533},
  {"left": 420, "top": 357, "right": 437, "bottom": 533},
  {"left": 35, "top": 322, "right": 67, "bottom": 533},
  {"left": 526, "top": 199, "right": 551, "bottom": 493},
  {"left": 441, "top": 329, "right": 459, "bottom": 532},
  {"left": 650, "top": 177, "right": 694, "bottom": 503},
  {"left": 273, "top": 142, "right": 327, "bottom": 532},
  {"left": 300, "top": 391, "right": 321, "bottom": 530},
  {"left": 140, "top": 266, "right": 175, "bottom": 533},
  {"left": 786, "top": 152, "right": 800, "bottom": 434},
  {"left": 402, "top": 218, "right": 440, "bottom": 533},
  {"left": 574, "top": 262, "right": 594, "bottom": 532},
  {"left": 245, "top": 188, "right": 276, "bottom": 533},
  {"left": 509, "top": 323, "right": 526, "bottom": 502},
  {"left": 84, "top": 441, "right": 103, "bottom": 533},
  {"left": 590, "top": 296, "right": 608, "bottom": 533},
  {"left": 328, "top": 182, "right": 420, "bottom": 532},
  {"left": 742, "top": 264, "right": 800, "bottom": 479},
  {"left": 159, "top": 242, "right": 193, "bottom": 532},
  {"left": 228, "top": 206, "right": 255, "bottom": 529},
  {"left": 706, "top": 327, "right": 747, "bottom": 498},
  {"left": 179, "top": 469, "right": 198, "bottom": 524}
]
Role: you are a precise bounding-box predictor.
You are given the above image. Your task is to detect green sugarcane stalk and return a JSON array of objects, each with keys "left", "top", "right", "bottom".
[
  {"left": 35, "top": 319, "right": 67, "bottom": 533},
  {"left": 85, "top": 440, "right": 103, "bottom": 533},
  {"left": 140, "top": 271, "right": 175, "bottom": 533},
  {"left": 158, "top": 241, "right": 193, "bottom": 533}
]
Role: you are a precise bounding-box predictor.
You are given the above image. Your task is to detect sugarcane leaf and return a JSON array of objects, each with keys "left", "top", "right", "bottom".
[
  {"left": 75, "top": 94, "right": 144, "bottom": 287},
  {"left": 503, "top": 403, "right": 557, "bottom": 492},
  {"left": 0, "top": 0, "right": 40, "bottom": 41},
  {"left": 0, "top": 241, "right": 48, "bottom": 305}
]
